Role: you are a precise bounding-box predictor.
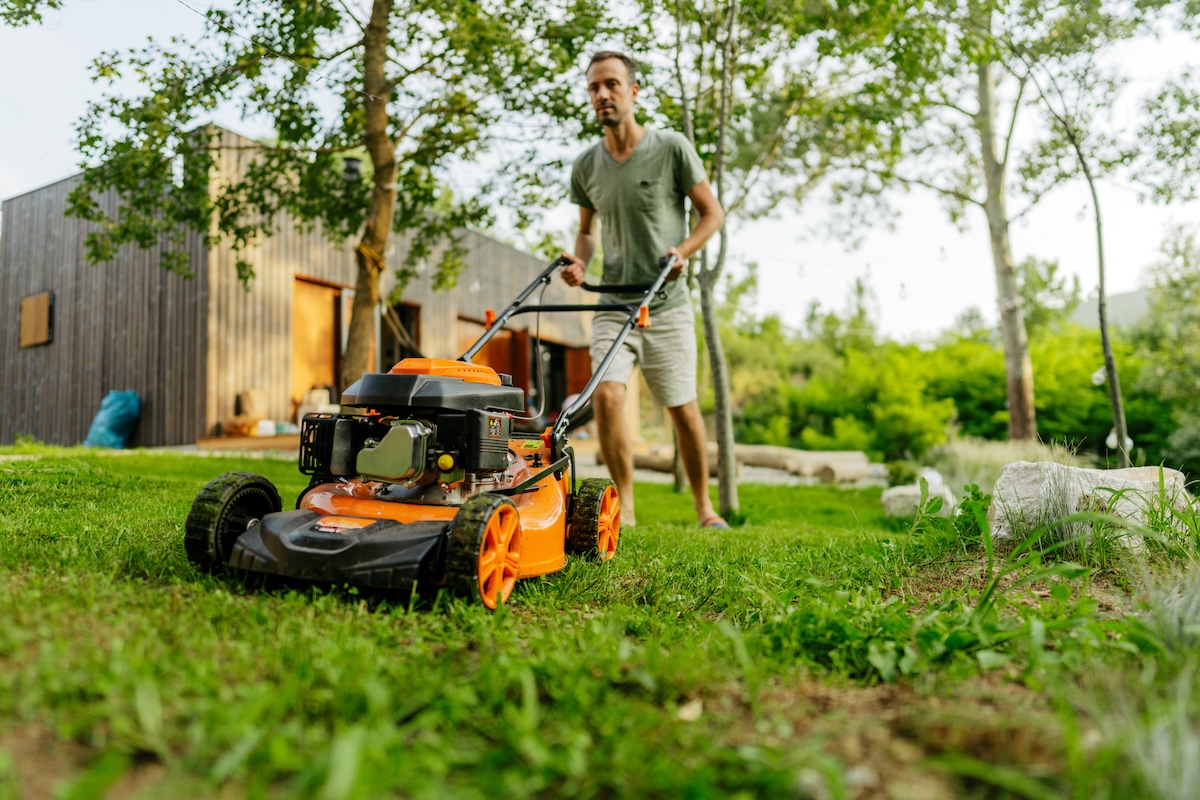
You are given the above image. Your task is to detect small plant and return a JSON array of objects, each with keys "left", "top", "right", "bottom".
[{"left": 952, "top": 484, "right": 992, "bottom": 552}]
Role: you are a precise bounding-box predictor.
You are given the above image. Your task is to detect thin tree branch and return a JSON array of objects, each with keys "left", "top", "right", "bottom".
[
  {"left": 894, "top": 174, "right": 983, "bottom": 208},
  {"left": 387, "top": 44, "right": 452, "bottom": 84},
  {"left": 332, "top": 0, "right": 366, "bottom": 31},
  {"left": 929, "top": 98, "right": 978, "bottom": 119},
  {"left": 1000, "top": 74, "right": 1028, "bottom": 169}
]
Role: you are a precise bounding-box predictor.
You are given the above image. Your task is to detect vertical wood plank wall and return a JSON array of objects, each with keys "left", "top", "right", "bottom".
[
  {"left": 0, "top": 176, "right": 207, "bottom": 447},
  {"left": 2, "top": 126, "right": 592, "bottom": 446}
]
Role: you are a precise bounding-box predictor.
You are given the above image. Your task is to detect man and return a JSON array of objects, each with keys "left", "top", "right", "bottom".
[{"left": 560, "top": 51, "right": 728, "bottom": 529}]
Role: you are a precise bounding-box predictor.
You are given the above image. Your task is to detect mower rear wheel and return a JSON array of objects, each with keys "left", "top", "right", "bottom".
[
  {"left": 567, "top": 478, "right": 620, "bottom": 561},
  {"left": 185, "top": 472, "right": 282, "bottom": 568},
  {"left": 445, "top": 494, "right": 522, "bottom": 609}
]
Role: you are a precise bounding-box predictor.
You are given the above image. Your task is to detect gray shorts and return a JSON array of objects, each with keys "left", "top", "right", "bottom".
[{"left": 589, "top": 302, "right": 698, "bottom": 409}]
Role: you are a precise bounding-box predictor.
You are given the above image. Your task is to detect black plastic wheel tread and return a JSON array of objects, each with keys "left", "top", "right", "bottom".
[
  {"left": 567, "top": 477, "right": 617, "bottom": 558},
  {"left": 184, "top": 471, "right": 282, "bottom": 568}
]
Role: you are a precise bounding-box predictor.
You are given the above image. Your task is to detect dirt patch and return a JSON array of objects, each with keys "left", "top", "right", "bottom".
[
  {"left": 720, "top": 673, "right": 1062, "bottom": 799},
  {"left": 897, "top": 550, "right": 1137, "bottom": 617},
  {"left": 0, "top": 726, "right": 167, "bottom": 800}
]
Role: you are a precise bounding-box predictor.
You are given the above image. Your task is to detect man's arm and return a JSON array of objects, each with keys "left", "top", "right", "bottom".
[
  {"left": 561, "top": 206, "right": 598, "bottom": 287},
  {"left": 663, "top": 180, "right": 725, "bottom": 280}
]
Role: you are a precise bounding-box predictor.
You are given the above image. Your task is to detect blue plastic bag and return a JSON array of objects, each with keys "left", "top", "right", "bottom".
[{"left": 83, "top": 390, "right": 141, "bottom": 449}]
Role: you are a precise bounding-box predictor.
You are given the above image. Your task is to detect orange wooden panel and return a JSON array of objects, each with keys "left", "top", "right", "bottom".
[
  {"left": 19, "top": 292, "right": 51, "bottom": 348},
  {"left": 565, "top": 347, "right": 591, "bottom": 396},
  {"left": 293, "top": 279, "right": 340, "bottom": 406}
]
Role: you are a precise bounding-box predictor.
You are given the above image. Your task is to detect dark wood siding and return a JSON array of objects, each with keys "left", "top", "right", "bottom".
[
  {"left": 0, "top": 175, "right": 207, "bottom": 447},
  {"left": 2, "top": 125, "right": 592, "bottom": 445}
]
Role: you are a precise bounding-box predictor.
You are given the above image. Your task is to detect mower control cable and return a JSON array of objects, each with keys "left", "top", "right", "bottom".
[{"left": 492, "top": 452, "right": 573, "bottom": 497}]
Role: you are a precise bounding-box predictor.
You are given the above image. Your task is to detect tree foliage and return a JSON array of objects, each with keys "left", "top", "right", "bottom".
[
  {"left": 0, "top": 0, "right": 60, "bottom": 25},
  {"left": 52, "top": 0, "right": 592, "bottom": 383}
]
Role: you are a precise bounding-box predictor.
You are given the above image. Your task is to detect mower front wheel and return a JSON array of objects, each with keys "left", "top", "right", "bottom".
[
  {"left": 445, "top": 494, "right": 523, "bottom": 609},
  {"left": 567, "top": 478, "right": 620, "bottom": 561},
  {"left": 185, "top": 472, "right": 282, "bottom": 569}
]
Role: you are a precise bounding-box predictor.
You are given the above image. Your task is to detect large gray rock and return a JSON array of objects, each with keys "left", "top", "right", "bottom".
[
  {"left": 882, "top": 483, "right": 956, "bottom": 518},
  {"left": 988, "top": 461, "right": 1193, "bottom": 543}
]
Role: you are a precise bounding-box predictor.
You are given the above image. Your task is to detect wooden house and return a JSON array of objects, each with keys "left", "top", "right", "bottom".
[{"left": 0, "top": 127, "right": 598, "bottom": 447}]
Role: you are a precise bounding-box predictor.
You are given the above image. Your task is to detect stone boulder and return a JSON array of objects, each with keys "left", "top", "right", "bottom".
[
  {"left": 881, "top": 483, "right": 957, "bottom": 519},
  {"left": 988, "top": 461, "right": 1193, "bottom": 543}
]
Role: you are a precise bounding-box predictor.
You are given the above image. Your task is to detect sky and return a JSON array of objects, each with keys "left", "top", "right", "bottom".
[{"left": 2, "top": 0, "right": 1198, "bottom": 341}]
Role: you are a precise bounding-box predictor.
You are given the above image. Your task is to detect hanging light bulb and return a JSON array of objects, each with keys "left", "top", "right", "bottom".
[{"left": 1105, "top": 428, "right": 1134, "bottom": 451}]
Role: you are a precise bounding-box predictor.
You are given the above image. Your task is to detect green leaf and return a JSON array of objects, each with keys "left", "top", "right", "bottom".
[
  {"left": 867, "top": 640, "right": 898, "bottom": 682},
  {"left": 975, "top": 649, "right": 1011, "bottom": 671}
]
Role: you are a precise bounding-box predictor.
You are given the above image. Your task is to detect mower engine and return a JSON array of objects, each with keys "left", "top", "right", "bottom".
[{"left": 298, "top": 359, "right": 525, "bottom": 493}]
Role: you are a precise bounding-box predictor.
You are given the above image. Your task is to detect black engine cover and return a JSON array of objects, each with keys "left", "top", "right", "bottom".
[{"left": 342, "top": 373, "right": 523, "bottom": 413}]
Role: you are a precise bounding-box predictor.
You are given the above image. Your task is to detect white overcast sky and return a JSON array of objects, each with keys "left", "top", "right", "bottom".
[{"left": 2, "top": 0, "right": 1198, "bottom": 340}]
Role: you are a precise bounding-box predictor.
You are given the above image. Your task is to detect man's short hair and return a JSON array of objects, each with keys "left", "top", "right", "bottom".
[{"left": 588, "top": 51, "right": 638, "bottom": 85}]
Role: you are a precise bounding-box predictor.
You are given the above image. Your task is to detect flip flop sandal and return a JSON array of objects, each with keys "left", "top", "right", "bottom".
[{"left": 701, "top": 516, "right": 730, "bottom": 529}]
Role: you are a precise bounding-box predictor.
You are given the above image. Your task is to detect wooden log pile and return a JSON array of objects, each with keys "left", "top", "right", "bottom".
[{"left": 598, "top": 443, "right": 871, "bottom": 483}]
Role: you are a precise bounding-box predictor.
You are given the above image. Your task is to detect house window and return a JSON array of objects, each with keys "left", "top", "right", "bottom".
[{"left": 19, "top": 291, "right": 53, "bottom": 348}]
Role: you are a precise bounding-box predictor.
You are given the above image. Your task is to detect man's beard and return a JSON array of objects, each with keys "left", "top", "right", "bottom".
[{"left": 597, "top": 105, "right": 618, "bottom": 127}]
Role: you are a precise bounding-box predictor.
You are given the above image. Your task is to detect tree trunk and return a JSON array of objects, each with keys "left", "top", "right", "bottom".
[
  {"left": 1080, "top": 152, "right": 1130, "bottom": 466},
  {"left": 341, "top": 0, "right": 397, "bottom": 388},
  {"left": 691, "top": 0, "right": 740, "bottom": 517},
  {"left": 700, "top": 245, "right": 740, "bottom": 517},
  {"left": 976, "top": 58, "right": 1036, "bottom": 440}
]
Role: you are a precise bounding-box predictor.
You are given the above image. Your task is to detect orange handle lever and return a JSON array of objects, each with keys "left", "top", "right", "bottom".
[
  {"left": 485, "top": 309, "right": 497, "bottom": 328},
  {"left": 637, "top": 306, "right": 651, "bottom": 328}
]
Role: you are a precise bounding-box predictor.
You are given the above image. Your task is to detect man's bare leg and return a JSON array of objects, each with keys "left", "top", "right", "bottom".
[
  {"left": 594, "top": 381, "right": 636, "bottom": 526},
  {"left": 668, "top": 400, "right": 718, "bottom": 524}
]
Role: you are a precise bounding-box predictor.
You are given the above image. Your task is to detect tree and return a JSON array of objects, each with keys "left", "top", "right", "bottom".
[
  {"left": 1014, "top": 46, "right": 1139, "bottom": 466},
  {"left": 588, "top": 0, "right": 937, "bottom": 516},
  {"left": 841, "top": 0, "right": 1156, "bottom": 442},
  {"left": 45, "top": 0, "right": 587, "bottom": 387}
]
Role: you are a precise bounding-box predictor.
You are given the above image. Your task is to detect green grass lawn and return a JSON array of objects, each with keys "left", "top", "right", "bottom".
[{"left": 1, "top": 444, "right": 1197, "bottom": 799}]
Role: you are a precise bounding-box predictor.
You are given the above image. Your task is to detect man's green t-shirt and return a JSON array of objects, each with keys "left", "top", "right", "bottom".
[{"left": 569, "top": 127, "right": 707, "bottom": 311}]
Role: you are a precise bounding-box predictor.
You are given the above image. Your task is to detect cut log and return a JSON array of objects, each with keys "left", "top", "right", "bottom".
[
  {"left": 817, "top": 462, "right": 871, "bottom": 483},
  {"left": 597, "top": 449, "right": 740, "bottom": 477},
  {"left": 718, "top": 443, "right": 869, "bottom": 477}
]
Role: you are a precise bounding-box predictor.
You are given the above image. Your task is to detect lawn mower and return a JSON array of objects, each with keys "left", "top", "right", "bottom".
[{"left": 183, "top": 255, "right": 676, "bottom": 608}]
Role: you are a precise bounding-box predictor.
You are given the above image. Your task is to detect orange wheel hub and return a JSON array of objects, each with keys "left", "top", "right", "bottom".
[
  {"left": 596, "top": 485, "right": 620, "bottom": 561},
  {"left": 477, "top": 504, "right": 522, "bottom": 608}
]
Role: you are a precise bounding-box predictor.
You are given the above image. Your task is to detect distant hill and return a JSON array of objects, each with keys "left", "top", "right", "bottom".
[{"left": 1069, "top": 289, "right": 1150, "bottom": 329}]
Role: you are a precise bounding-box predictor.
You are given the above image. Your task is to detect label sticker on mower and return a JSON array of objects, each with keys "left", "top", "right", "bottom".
[
  {"left": 488, "top": 418, "right": 503, "bottom": 438},
  {"left": 520, "top": 440, "right": 541, "bottom": 449}
]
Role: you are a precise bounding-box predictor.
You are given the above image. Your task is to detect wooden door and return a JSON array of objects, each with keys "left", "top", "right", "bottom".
[{"left": 293, "top": 279, "right": 341, "bottom": 407}]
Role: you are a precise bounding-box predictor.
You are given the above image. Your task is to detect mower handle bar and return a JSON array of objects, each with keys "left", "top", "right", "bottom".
[{"left": 458, "top": 254, "right": 678, "bottom": 444}]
